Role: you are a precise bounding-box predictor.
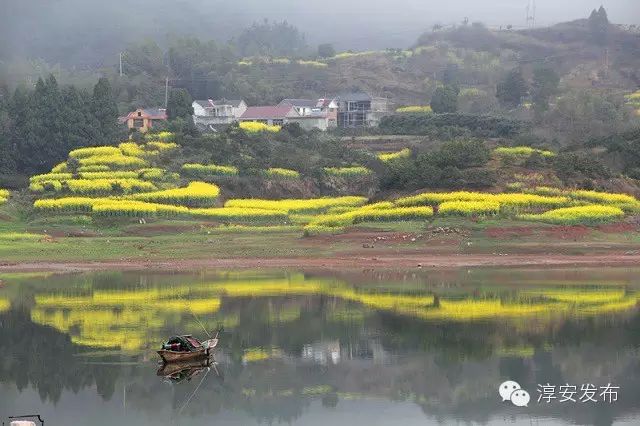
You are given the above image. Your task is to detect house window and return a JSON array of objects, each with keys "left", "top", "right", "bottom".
[
  {"left": 133, "top": 118, "right": 144, "bottom": 128},
  {"left": 137, "top": 111, "right": 142, "bottom": 117},
  {"left": 272, "top": 119, "right": 284, "bottom": 126}
]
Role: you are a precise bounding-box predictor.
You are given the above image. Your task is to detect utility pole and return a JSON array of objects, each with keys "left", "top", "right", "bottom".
[
  {"left": 164, "top": 77, "right": 169, "bottom": 109},
  {"left": 119, "top": 52, "right": 124, "bottom": 77},
  {"left": 526, "top": 0, "right": 536, "bottom": 28}
]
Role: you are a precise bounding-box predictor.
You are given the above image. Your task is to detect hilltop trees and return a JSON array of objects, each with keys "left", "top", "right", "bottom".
[
  {"left": 317, "top": 43, "right": 336, "bottom": 58},
  {"left": 588, "top": 6, "right": 610, "bottom": 45},
  {"left": 233, "top": 20, "right": 307, "bottom": 57}
]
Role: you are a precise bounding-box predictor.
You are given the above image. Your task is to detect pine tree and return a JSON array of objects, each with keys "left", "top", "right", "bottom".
[
  {"left": 18, "top": 75, "right": 66, "bottom": 173},
  {"left": 91, "top": 77, "right": 119, "bottom": 146},
  {"left": 61, "top": 86, "right": 101, "bottom": 153},
  {"left": 496, "top": 68, "right": 528, "bottom": 107},
  {"left": 531, "top": 67, "right": 560, "bottom": 112},
  {"left": 167, "top": 88, "right": 194, "bottom": 120}
]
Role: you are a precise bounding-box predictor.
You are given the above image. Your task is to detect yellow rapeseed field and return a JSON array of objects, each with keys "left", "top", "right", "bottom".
[
  {"left": 225, "top": 196, "right": 368, "bottom": 213},
  {"left": 128, "top": 181, "right": 220, "bottom": 207},
  {"left": 520, "top": 205, "right": 624, "bottom": 225},
  {"left": 239, "top": 121, "right": 281, "bottom": 133}
]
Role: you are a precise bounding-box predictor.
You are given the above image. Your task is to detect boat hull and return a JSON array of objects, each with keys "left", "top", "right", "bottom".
[{"left": 157, "top": 348, "right": 209, "bottom": 363}]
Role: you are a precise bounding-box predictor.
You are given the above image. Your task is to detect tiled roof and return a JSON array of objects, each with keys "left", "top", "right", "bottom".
[
  {"left": 194, "top": 99, "right": 244, "bottom": 108},
  {"left": 240, "top": 106, "right": 298, "bottom": 120},
  {"left": 278, "top": 99, "right": 318, "bottom": 108},
  {"left": 126, "top": 108, "right": 167, "bottom": 119}
]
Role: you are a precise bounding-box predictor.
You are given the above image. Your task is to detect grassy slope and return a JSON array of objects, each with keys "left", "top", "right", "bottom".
[{"left": 2, "top": 211, "right": 639, "bottom": 263}]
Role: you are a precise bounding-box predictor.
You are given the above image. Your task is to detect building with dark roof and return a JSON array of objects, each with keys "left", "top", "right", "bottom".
[{"left": 335, "top": 92, "right": 390, "bottom": 128}]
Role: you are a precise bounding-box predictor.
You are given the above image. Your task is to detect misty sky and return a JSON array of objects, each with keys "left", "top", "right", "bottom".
[{"left": 1, "top": 0, "right": 638, "bottom": 64}]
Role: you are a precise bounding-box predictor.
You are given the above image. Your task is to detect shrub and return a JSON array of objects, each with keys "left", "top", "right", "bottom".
[
  {"left": 306, "top": 206, "right": 433, "bottom": 230},
  {"left": 569, "top": 190, "right": 637, "bottom": 205},
  {"left": 138, "top": 168, "right": 179, "bottom": 182},
  {"left": 379, "top": 113, "right": 525, "bottom": 138},
  {"left": 34, "top": 197, "right": 97, "bottom": 213},
  {"left": 554, "top": 152, "right": 610, "bottom": 182},
  {"left": 324, "top": 166, "right": 372, "bottom": 177},
  {"left": 378, "top": 148, "right": 411, "bottom": 163},
  {"left": 118, "top": 142, "right": 146, "bottom": 157},
  {"left": 78, "top": 155, "right": 147, "bottom": 169},
  {"left": 439, "top": 200, "right": 500, "bottom": 216},
  {"left": 527, "top": 187, "right": 564, "bottom": 196},
  {"left": 239, "top": 122, "right": 281, "bottom": 133},
  {"left": 520, "top": 205, "right": 624, "bottom": 225},
  {"left": 51, "top": 163, "right": 68, "bottom": 173},
  {"left": 77, "top": 165, "right": 110, "bottom": 172},
  {"left": 396, "top": 191, "right": 491, "bottom": 206},
  {"left": 225, "top": 196, "right": 368, "bottom": 213},
  {"left": 493, "top": 194, "right": 570, "bottom": 210},
  {"left": 190, "top": 207, "right": 288, "bottom": 223},
  {"left": 145, "top": 131, "right": 175, "bottom": 141},
  {"left": 128, "top": 182, "right": 220, "bottom": 207},
  {"left": 65, "top": 179, "right": 157, "bottom": 194},
  {"left": 69, "top": 146, "right": 121, "bottom": 158},
  {"left": 494, "top": 146, "right": 555, "bottom": 163},
  {"left": 30, "top": 173, "right": 73, "bottom": 184},
  {"left": 78, "top": 171, "right": 139, "bottom": 180},
  {"left": 0, "top": 189, "right": 8, "bottom": 205},
  {"left": 265, "top": 168, "right": 300, "bottom": 179},
  {"left": 396, "top": 106, "right": 432, "bottom": 113},
  {"left": 92, "top": 200, "right": 188, "bottom": 217},
  {"left": 146, "top": 141, "right": 179, "bottom": 152},
  {"left": 182, "top": 163, "right": 239, "bottom": 177}
]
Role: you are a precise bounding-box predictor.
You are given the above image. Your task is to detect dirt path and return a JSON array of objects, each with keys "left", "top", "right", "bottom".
[{"left": 2, "top": 253, "right": 640, "bottom": 272}]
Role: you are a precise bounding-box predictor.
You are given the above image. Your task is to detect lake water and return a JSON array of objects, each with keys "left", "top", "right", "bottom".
[{"left": 1, "top": 267, "right": 640, "bottom": 425}]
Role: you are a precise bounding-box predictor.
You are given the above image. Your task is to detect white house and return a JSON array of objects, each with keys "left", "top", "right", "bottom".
[
  {"left": 192, "top": 99, "right": 247, "bottom": 127},
  {"left": 278, "top": 98, "right": 339, "bottom": 129}
]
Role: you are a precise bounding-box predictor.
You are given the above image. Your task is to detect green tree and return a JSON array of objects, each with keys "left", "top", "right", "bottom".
[
  {"left": 62, "top": 86, "right": 101, "bottom": 152},
  {"left": 531, "top": 67, "right": 560, "bottom": 112},
  {"left": 317, "top": 43, "right": 335, "bottom": 58},
  {"left": 91, "top": 77, "right": 119, "bottom": 146},
  {"left": 430, "top": 86, "right": 459, "bottom": 113},
  {"left": 496, "top": 68, "right": 528, "bottom": 107},
  {"left": 166, "top": 88, "right": 194, "bottom": 120},
  {"left": 22, "top": 75, "right": 66, "bottom": 173}
]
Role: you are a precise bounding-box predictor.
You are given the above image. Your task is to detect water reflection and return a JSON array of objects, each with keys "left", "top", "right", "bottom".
[{"left": 0, "top": 268, "right": 639, "bottom": 425}]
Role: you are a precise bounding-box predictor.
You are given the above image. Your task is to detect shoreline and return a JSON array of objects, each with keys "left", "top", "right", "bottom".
[{"left": 2, "top": 253, "right": 640, "bottom": 272}]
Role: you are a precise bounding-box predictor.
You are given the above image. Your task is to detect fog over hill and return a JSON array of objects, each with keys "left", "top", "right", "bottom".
[{"left": 1, "top": 0, "right": 638, "bottom": 66}]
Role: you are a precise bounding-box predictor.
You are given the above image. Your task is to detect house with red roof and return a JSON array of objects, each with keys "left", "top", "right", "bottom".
[
  {"left": 238, "top": 105, "right": 300, "bottom": 127},
  {"left": 122, "top": 108, "right": 167, "bottom": 133}
]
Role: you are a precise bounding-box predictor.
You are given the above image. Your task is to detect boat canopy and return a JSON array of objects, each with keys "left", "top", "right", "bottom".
[{"left": 164, "top": 335, "right": 202, "bottom": 351}]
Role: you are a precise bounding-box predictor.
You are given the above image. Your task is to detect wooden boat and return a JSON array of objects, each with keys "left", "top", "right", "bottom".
[{"left": 157, "top": 334, "right": 218, "bottom": 363}]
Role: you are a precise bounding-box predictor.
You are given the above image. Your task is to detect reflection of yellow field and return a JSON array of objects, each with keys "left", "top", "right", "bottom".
[
  {"left": 243, "top": 347, "right": 282, "bottom": 363},
  {"left": 0, "top": 298, "right": 10, "bottom": 312},
  {"left": 27, "top": 273, "right": 640, "bottom": 352},
  {"left": 522, "top": 289, "right": 626, "bottom": 304},
  {"left": 31, "top": 289, "right": 221, "bottom": 351}
]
